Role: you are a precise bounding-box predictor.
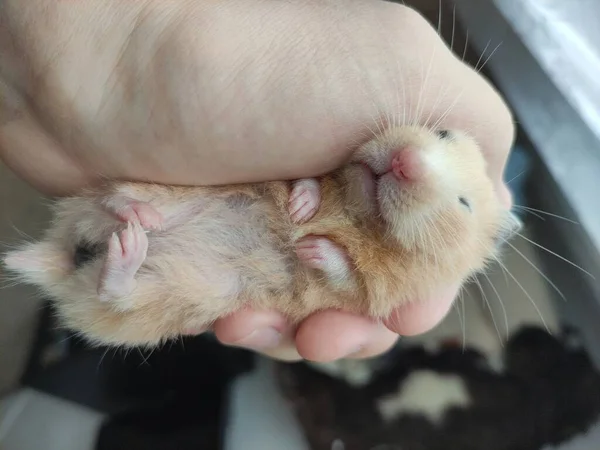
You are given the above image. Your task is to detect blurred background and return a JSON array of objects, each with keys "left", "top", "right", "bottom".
[{"left": 1, "top": 0, "right": 600, "bottom": 449}]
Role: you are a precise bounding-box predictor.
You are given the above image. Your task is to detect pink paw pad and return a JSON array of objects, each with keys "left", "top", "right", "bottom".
[
  {"left": 295, "top": 236, "right": 348, "bottom": 271},
  {"left": 103, "top": 197, "right": 164, "bottom": 231},
  {"left": 108, "top": 221, "right": 148, "bottom": 268},
  {"left": 288, "top": 179, "right": 321, "bottom": 224},
  {"left": 98, "top": 222, "right": 148, "bottom": 301}
]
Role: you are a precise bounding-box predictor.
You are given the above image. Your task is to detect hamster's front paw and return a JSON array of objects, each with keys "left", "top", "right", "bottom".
[
  {"left": 101, "top": 196, "right": 164, "bottom": 231},
  {"left": 289, "top": 178, "right": 321, "bottom": 224},
  {"left": 97, "top": 222, "right": 148, "bottom": 302},
  {"left": 295, "top": 236, "right": 355, "bottom": 289}
]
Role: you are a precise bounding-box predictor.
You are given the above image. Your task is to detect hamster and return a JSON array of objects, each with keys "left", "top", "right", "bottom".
[{"left": 2, "top": 125, "right": 521, "bottom": 348}]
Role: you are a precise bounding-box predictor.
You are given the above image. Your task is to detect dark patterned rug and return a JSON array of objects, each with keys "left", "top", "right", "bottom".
[{"left": 276, "top": 326, "right": 600, "bottom": 450}]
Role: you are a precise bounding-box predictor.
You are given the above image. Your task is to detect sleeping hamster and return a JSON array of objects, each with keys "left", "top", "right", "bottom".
[{"left": 2, "top": 125, "right": 521, "bottom": 348}]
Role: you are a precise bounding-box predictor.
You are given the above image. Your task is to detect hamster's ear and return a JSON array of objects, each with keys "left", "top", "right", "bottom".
[
  {"left": 2, "top": 242, "right": 72, "bottom": 285},
  {"left": 494, "top": 210, "right": 523, "bottom": 250}
]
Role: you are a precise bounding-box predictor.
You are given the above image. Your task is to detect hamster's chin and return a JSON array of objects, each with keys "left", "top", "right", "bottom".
[{"left": 376, "top": 173, "right": 418, "bottom": 212}]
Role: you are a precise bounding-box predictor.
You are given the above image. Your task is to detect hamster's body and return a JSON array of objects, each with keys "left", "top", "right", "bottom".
[{"left": 3, "top": 126, "right": 520, "bottom": 348}]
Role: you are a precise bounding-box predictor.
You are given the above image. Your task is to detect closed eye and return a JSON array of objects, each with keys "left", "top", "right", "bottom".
[
  {"left": 459, "top": 196, "right": 471, "bottom": 211},
  {"left": 437, "top": 130, "right": 451, "bottom": 139}
]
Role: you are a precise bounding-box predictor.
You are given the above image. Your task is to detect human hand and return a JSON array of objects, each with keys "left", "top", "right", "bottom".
[{"left": 0, "top": 0, "right": 514, "bottom": 362}]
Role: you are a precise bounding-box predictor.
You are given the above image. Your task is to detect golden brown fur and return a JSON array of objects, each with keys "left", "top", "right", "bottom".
[{"left": 2, "top": 126, "right": 519, "bottom": 348}]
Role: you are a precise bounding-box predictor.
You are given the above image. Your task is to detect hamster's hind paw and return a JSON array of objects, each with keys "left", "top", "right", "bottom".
[
  {"left": 97, "top": 222, "right": 148, "bottom": 303},
  {"left": 288, "top": 178, "right": 321, "bottom": 224},
  {"left": 101, "top": 196, "right": 164, "bottom": 231}
]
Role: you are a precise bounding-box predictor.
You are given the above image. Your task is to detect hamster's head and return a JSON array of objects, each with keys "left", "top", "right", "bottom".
[{"left": 354, "top": 125, "right": 520, "bottom": 274}]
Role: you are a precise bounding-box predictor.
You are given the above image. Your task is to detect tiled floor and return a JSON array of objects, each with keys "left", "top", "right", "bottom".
[
  {"left": 225, "top": 358, "right": 310, "bottom": 450},
  {"left": 0, "top": 389, "right": 103, "bottom": 450}
]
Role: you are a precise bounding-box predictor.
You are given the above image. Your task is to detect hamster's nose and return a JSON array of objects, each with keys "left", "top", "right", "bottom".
[{"left": 391, "top": 148, "right": 422, "bottom": 181}]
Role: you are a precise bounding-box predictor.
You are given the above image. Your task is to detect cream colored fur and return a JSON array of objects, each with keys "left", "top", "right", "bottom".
[{"left": 2, "top": 126, "right": 517, "bottom": 348}]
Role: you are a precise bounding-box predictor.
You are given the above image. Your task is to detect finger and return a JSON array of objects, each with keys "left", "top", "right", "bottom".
[
  {"left": 384, "top": 283, "right": 460, "bottom": 336},
  {"left": 295, "top": 310, "right": 399, "bottom": 362},
  {"left": 497, "top": 181, "right": 513, "bottom": 210},
  {"left": 449, "top": 61, "right": 516, "bottom": 189},
  {"left": 388, "top": 9, "right": 515, "bottom": 199},
  {"left": 213, "top": 308, "right": 303, "bottom": 361}
]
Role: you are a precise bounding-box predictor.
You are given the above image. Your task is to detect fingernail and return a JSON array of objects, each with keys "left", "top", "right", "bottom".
[{"left": 234, "top": 327, "right": 282, "bottom": 350}]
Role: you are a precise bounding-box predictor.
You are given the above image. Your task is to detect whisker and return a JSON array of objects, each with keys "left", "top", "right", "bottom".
[
  {"left": 506, "top": 241, "right": 567, "bottom": 303},
  {"left": 460, "top": 290, "right": 466, "bottom": 353},
  {"left": 462, "top": 29, "right": 470, "bottom": 63},
  {"left": 139, "top": 348, "right": 154, "bottom": 367},
  {"left": 515, "top": 232, "right": 595, "bottom": 279},
  {"left": 416, "top": 43, "right": 437, "bottom": 124},
  {"left": 496, "top": 254, "right": 510, "bottom": 286},
  {"left": 363, "top": 122, "right": 382, "bottom": 141},
  {"left": 514, "top": 205, "right": 579, "bottom": 224},
  {"left": 429, "top": 88, "right": 465, "bottom": 132},
  {"left": 494, "top": 257, "right": 551, "bottom": 334},
  {"left": 476, "top": 41, "right": 503, "bottom": 74},
  {"left": 474, "top": 276, "right": 503, "bottom": 346},
  {"left": 390, "top": 33, "right": 403, "bottom": 129},
  {"left": 482, "top": 272, "right": 509, "bottom": 337},
  {"left": 320, "top": 2, "right": 391, "bottom": 140},
  {"left": 438, "top": 0, "right": 442, "bottom": 36},
  {"left": 423, "top": 83, "right": 450, "bottom": 130},
  {"left": 450, "top": 3, "right": 457, "bottom": 55},
  {"left": 57, "top": 334, "right": 73, "bottom": 346},
  {"left": 9, "top": 224, "right": 36, "bottom": 243},
  {"left": 97, "top": 348, "right": 110, "bottom": 372},
  {"left": 0, "top": 280, "right": 24, "bottom": 289},
  {"left": 505, "top": 169, "right": 526, "bottom": 185},
  {"left": 454, "top": 289, "right": 466, "bottom": 350},
  {"left": 513, "top": 207, "right": 546, "bottom": 222},
  {"left": 424, "top": 215, "right": 439, "bottom": 268},
  {"left": 473, "top": 39, "right": 491, "bottom": 72}
]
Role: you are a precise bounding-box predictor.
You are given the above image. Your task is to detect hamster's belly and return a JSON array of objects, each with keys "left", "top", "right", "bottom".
[{"left": 141, "top": 195, "right": 295, "bottom": 301}]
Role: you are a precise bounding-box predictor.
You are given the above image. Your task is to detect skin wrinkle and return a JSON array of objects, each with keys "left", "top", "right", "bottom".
[
  {"left": 1, "top": 1, "right": 515, "bottom": 190},
  {"left": 204, "top": 2, "right": 364, "bottom": 175},
  {"left": 117, "top": 10, "right": 192, "bottom": 171},
  {"left": 94, "top": 9, "right": 146, "bottom": 132},
  {"left": 0, "top": 20, "right": 28, "bottom": 126},
  {"left": 0, "top": 117, "right": 90, "bottom": 196},
  {"left": 152, "top": 8, "right": 265, "bottom": 173},
  {"left": 31, "top": 6, "right": 148, "bottom": 174},
  {"left": 320, "top": 16, "right": 392, "bottom": 159}
]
